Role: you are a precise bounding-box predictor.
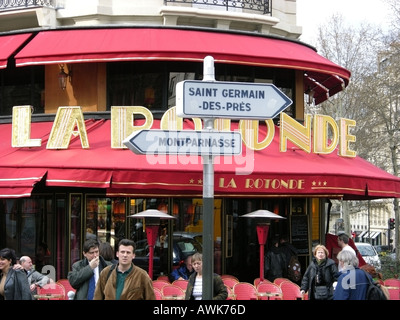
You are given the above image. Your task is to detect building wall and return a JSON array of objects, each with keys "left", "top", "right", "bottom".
[
  {"left": 0, "top": 0, "right": 304, "bottom": 114},
  {"left": 0, "top": 0, "right": 303, "bottom": 40},
  {"left": 45, "top": 63, "right": 107, "bottom": 113},
  {"left": 328, "top": 199, "right": 394, "bottom": 246}
]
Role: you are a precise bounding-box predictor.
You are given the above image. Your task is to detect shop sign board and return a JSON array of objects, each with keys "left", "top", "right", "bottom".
[
  {"left": 123, "top": 129, "right": 242, "bottom": 156},
  {"left": 176, "top": 80, "right": 292, "bottom": 119}
]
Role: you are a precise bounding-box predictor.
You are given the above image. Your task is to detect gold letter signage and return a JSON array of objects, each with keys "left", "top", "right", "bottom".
[{"left": 11, "top": 105, "right": 356, "bottom": 157}]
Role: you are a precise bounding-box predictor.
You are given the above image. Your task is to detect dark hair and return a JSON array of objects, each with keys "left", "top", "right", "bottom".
[
  {"left": 338, "top": 233, "right": 350, "bottom": 244},
  {"left": 271, "top": 237, "right": 280, "bottom": 246},
  {"left": 117, "top": 239, "right": 136, "bottom": 252},
  {"left": 99, "top": 242, "right": 115, "bottom": 261},
  {"left": 280, "top": 235, "right": 290, "bottom": 243},
  {"left": 38, "top": 242, "right": 48, "bottom": 251},
  {"left": 0, "top": 248, "right": 17, "bottom": 265},
  {"left": 83, "top": 239, "right": 100, "bottom": 253}
]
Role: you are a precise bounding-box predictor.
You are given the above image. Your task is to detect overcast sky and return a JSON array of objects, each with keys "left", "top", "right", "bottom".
[{"left": 296, "top": 0, "right": 391, "bottom": 44}]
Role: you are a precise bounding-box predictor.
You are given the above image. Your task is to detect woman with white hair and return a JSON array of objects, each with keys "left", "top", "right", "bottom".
[{"left": 334, "top": 250, "right": 371, "bottom": 300}]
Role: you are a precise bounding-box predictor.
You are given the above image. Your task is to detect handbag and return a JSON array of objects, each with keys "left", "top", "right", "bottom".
[{"left": 314, "top": 286, "right": 329, "bottom": 300}]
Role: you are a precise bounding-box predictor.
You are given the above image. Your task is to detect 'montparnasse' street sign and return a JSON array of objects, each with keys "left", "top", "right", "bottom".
[{"left": 123, "top": 129, "right": 242, "bottom": 156}]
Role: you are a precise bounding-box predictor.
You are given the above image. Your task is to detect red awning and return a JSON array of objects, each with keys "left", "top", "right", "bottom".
[
  {"left": 13, "top": 28, "right": 350, "bottom": 105},
  {"left": 46, "top": 168, "right": 112, "bottom": 188},
  {"left": 0, "top": 33, "right": 32, "bottom": 69},
  {"left": 0, "top": 119, "right": 399, "bottom": 199},
  {"left": 0, "top": 167, "right": 46, "bottom": 198}
]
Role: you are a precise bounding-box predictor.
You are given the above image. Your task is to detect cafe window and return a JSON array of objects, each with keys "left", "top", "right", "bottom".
[
  {"left": 85, "top": 196, "right": 127, "bottom": 250},
  {"left": 0, "top": 196, "right": 56, "bottom": 277},
  {"left": 0, "top": 65, "right": 44, "bottom": 116},
  {"left": 106, "top": 61, "right": 296, "bottom": 118}
]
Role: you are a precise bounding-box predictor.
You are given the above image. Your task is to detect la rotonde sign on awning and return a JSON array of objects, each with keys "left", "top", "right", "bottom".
[
  {"left": 10, "top": 105, "right": 357, "bottom": 158},
  {"left": 4, "top": 105, "right": 400, "bottom": 199}
]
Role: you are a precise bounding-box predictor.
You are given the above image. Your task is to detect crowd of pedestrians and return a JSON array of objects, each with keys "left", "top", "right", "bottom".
[{"left": 0, "top": 232, "right": 385, "bottom": 300}]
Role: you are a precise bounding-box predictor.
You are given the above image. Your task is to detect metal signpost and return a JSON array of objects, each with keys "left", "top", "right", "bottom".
[
  {"left": 176, "top": 56, "right": 292, "bottom": 300},
  {"left": 123, "top": 55, "right": 292, "bottom": 300}
]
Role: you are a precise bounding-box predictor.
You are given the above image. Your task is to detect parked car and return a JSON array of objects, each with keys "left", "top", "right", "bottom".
[
  {"left": 355, "top": 242, "right": 381, "bottom": 270},
  {"left": 133, "top": 232, "right": 202, "bottom": 278},
  {"left": 373, "top": 245, "right": 391, "bottom": 256}
]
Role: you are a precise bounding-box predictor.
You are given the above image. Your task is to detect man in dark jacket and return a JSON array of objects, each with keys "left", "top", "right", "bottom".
[
  {"left": 279, "top": 235, "right": 298, "bottom": 278},
  {"left": 68, "top": 239, "right": 111, "bottom": 300},
  {"left": 264, "top": 237, "right": 286, "bottom": 282}
]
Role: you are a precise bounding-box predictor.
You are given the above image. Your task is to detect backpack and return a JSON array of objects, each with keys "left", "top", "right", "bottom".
[
  {"left": 364, "top": 271, "right": 387, "bottom": 300},
  {"left": 287, "top": 255, "right": 301, "bottom": 282}
]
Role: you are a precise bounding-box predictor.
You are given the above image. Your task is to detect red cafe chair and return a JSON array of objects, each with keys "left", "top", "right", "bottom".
[
  {"left": 256, "top": 282, "right": 283, "bottom": 300},
  {"left": 36, "top": 283, "right": 66, "bottom": 300},
  {"left": 279, "top": 281, "right": 303, "bottom": 300},
  {"left": 273, "top": 277, "right": 292, "bottom": 286},
  {"left": 161, "top": 284, "right": 185, "bottom": 300},
  {"left": 172, "top": 279, "right": 189, "bottom": 292},
  {"left": 152, "top": 279, "right": 170, "bottom": 291},
  {"left": 153, "top": 287, "right": 164, "bottom": 300},
  {"left": 56, "top": 278, "right": 76, "bottom": 300},
  {"left": 383, "top": 278, "right": 400, "bottom": 288},
  {"left": 220, "top": 274, "right": 239, "bottom": 282},
  {"left": 222, "top": 277, "right": 239, "bottom": 289},
  {"left": 233, "top": 282, "right": 258, "bottom": 300},
  {"left": 254, "top": 278, "right": 272, "bottom": 288}
]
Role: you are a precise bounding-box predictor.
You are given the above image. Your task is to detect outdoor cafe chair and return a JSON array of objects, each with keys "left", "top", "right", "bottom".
[
  {"left": 256, "top": 282, "right": 283, "bottom": 300},
  {"left": 233, "top": 282, "right": 258, "bottom": 300},
  {"left": 35, "top": 283, "right": 66, "bottom": 300}
]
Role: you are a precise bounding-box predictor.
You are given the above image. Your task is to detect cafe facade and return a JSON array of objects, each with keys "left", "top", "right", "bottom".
[{"left": 1, "top": 0, "right": 400, "bottom": 282}]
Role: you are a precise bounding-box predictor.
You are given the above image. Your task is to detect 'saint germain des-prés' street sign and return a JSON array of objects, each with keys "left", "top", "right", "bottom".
[{"left": 176, "top": 80, "right": 293, "bottom": 119}]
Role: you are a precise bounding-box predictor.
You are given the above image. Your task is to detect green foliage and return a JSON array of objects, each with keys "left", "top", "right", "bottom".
[{"left": 380, "top": 253, "right": 400, "bottom": 279}]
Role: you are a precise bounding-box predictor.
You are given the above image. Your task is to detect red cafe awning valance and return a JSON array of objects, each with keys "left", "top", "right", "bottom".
[
  {"left": 13, "top": 27, "right": 350, "bottom": 105},
  {"left": 0, "top": 33, "right": 32, "bottom": 69},
  {"left": 0, "top": 119, "right": 399, "bottom": 199},
  {"left": 0, "top": 168, "right": 46, "bottom": 198}
]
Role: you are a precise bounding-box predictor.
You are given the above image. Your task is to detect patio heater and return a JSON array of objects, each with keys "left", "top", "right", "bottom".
[
  {"left": 128, "top": 209, "right": 175, "bottom": 279},
  {"left": 241, "top": 210, "right": 286, "bottom": 281}
]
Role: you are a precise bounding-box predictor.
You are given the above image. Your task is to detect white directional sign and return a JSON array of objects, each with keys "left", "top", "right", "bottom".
[
  {"left": 123, "top": 129, "right": 242, "bottom": 155},
  {"left": 176, "top": 80, "right": 292, "bottom": 119}
]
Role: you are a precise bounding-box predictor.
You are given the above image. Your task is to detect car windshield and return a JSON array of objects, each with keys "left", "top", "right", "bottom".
[
  {"left": 134, "top": 233, "right": 202, "bottom": 258},
  {"left": 358, "top": 245, "right": 376, "bottom": 256},
  {"left": 174, "top": 237, "right": 202, "bottom": 256},
  {"left": 132, "top": 231, "right": 203, "bottom": 278}
]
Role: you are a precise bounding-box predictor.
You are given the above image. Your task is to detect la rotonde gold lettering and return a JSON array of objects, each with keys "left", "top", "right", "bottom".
[
  {"left": 218, "top": 178, "right": 305, "bottom": 190},
  {"left": 11, "top": 105, "right": 356, "bottom": 157}
]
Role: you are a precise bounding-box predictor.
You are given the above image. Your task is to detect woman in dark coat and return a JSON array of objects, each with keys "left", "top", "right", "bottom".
[
  {"left": 300, "top": 244, "right": 338, "bottom": 300},
  {"left": 0, "top": 248, "right": 32, "bottom": 300},
  {"left": 185, "top": 252, "right": 227, "bottom": 300}
]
